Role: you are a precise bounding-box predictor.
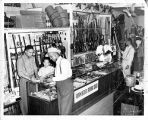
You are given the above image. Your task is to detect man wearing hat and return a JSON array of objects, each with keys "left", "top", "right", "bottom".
[{"left": 47, "top": 47, "right": 73, "bottom": 115}]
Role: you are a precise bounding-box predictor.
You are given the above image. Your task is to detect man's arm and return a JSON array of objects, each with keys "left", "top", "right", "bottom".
[
  {"left": 33, "top": 57, "right": 39, "bottom": 79},
  {"left": 127, "top": 48, "right": 135, "bottom": 66}
]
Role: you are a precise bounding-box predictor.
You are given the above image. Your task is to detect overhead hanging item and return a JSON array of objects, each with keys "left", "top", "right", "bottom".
[
  {"left": 55, "top": 6, "right": 63, "bottom": 12},
  {"left": 45, "top": 5, "right": 62, "bottom": 27},
  {"left": 55, "top": 6, "right": 69, "bottom": 27}
]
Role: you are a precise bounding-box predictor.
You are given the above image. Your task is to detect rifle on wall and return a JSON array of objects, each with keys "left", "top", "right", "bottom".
[
  {"left": 28, "top": 34, "right": 32, "bottom": 45},
  {"left": 34, "top": 39, "right": 39, "bottom": 68},
  {"left": 12, "top": 34, "right": 18, "bottom": 60},
  {"left": 18, "top": 34, "right": 23, "bottom": 54},
  {"left": 23, "top": 36, "right": 26, "bottom": 47}
]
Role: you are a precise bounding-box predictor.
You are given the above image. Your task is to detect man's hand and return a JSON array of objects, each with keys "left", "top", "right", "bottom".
[
  {"left": 40, "top": 76, "right": 46, "bottom": 83},
  {"left": 31, "top": 76, "right": 38, "bottom": 83},
  {"left": 31, "top": 76, "right": 36, "bottom": 81}
]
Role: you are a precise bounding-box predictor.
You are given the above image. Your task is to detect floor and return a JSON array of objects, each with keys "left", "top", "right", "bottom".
[
  {"left": 4, "top": 92, "right": 116, "bottom": 115},
  {"left": 79, "top": 92, "right": 114, "bottom": 115}
]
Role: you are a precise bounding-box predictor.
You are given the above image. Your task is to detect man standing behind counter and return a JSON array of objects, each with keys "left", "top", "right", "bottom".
[
  {"left": 17, "top": 45, "right": 39, "bottom": 115},
  {"left": 121, "top": 38, "right": 135, "bottom": 78},
  {"left": 47, "top": 47, "right": 74, "bottom": 115}
]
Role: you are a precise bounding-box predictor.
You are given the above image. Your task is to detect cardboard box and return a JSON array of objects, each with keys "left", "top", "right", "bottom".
[{"left": 15, "top": 15, "right": 46, "bottom": 28}]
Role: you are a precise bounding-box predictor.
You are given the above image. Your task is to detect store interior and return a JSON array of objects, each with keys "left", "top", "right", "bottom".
[{"left": 3, "top": 2, "right": 145, "bottom": 115}]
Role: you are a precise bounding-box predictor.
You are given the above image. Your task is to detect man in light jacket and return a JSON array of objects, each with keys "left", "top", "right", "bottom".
[
  {"left": 122, "top": 38, "right": 135, "bottom": 78},
  {"left": 17, "top": 45, "right": 39, "bottom": 115}
]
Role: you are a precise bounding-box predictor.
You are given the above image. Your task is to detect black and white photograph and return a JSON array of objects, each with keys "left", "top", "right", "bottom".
[{"left": 1, "top": 0, "right": 148, "bottom": 120}]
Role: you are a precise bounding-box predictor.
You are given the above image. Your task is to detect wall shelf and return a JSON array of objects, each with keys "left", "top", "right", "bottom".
[{"left": 4, "top": 27, "right": 71, "bottom": 34}]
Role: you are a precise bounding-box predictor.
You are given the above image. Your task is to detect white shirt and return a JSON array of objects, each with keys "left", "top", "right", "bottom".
[
  {"left": 52, "top": 56, "right": 72, "bottom": 81},
  {"left": 96, "top": 45, "right": 103, "bottom": 55},
  {"left": 103, "top": 44, "right": 112, "bottom": 53},
  {"left": 122, "top": 45, "right": 135, "bottom": 66},
  {"left": 38, "top": 66, "right": 54, "bottom": 77},
  {"left": 96, "top": 44, "right": 112, "bottom": 55},
  {"left": 99, "top": 54, "right": 112, "bottom": 63},
  {"left": 96, "top": 44, "right": 112, "bottom": 62}
]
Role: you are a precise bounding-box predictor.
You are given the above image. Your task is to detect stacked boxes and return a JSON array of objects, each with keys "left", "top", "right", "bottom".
[{"left": 15, "top": 10, "right": 46, "bottom": 28}]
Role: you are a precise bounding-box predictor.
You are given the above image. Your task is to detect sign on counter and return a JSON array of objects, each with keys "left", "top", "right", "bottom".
[{"left": 74, "top": 80, "right": 99, "bottom": 103}]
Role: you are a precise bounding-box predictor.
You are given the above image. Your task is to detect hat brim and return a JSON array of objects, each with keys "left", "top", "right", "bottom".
[{"left": 48, "top": 47, "right": 61, "bottom": 54}]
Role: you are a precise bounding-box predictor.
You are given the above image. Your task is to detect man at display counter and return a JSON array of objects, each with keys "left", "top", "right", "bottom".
[
  {"left": 46, "top": 47, "right": 74, "bottom": 115},
  {"left": 17, "top": 45, "right": 39, "bottom": 115}
]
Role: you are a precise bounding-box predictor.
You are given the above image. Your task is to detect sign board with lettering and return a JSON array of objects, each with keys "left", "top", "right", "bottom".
[{"left": 74, "top": 80, "right": 99, "bottom": 103}]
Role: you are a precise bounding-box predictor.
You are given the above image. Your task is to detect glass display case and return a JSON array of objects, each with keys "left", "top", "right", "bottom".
[
  {"left": 28, "top": 81, "right": 57, "bottom": 102},
  {"left": 26, "top": 80, "right": 59, "bottom": 115},
  {"left": 72, "top": 61, "right": 121, "bottom": 90}
]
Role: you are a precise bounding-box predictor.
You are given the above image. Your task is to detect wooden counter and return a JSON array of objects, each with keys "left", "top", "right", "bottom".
[{"left": 27, "top": 67, "right": 124, "bottom": 115}]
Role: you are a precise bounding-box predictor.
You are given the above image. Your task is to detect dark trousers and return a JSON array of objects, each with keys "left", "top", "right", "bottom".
[
  {"left": 19, "top": 78, "right": 28, "bottom": 115},
  {"left": 56, "top": 78, "right": 74, "bottom": 115}
]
